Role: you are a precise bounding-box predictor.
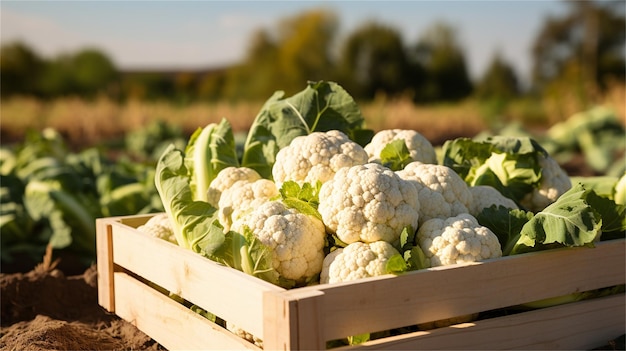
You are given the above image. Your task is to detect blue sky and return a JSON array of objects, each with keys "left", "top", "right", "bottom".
[{"left": 1, "top": 1, "right": 568, "bottom": 84}]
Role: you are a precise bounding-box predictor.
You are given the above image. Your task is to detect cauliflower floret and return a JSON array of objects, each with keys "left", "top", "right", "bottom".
[
  {"left": 318, "top": 163, "right": 420, "bottom": 245},
  {"left": 137, "top": 213, "right": 177, "bottom": 244},
  {"left": 417, "top": 213, "right": 502, "bottom": 267},
  {"left": 227, "top": 322, "right": 263, "bottom": 348},
  {"left": 272, "top": 130, "right": 368, "bottom": 187},
  {"left": 396, "top": 162, "right": 472, "bottom": 225},
  {"left": 218, "top": 179, "right": 278, "bottom": 231},
  {"left": 231, "top": 201, "right": 326, "bottom": 283},
  {"left": 364, "top": 129, "right": 437, "bottom": 165},
  {"left": 469, "top": 185, "right": 518, "bottom": 217},
  {"left": 206, "top": 167, "right": 262, "bottom": 208},
  {"left": 520, "top": 154, "right": 571, "bottom": 212},
  {"left": 320, "top": 241, "right": 400, "bottom": 284}
]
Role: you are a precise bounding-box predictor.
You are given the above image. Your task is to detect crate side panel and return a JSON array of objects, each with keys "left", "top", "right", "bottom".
[
  {"left": 113, "top": 272, "right": 260, "bottom": 351},
  {"left": 341, "top": 294, "right": 625, "bottom": 350},
  {"left": 109, "top": 220, "right": 283, "bottom": 337},
  {"left": 303, "top": 239, "right": 625, "bottom": 341}
]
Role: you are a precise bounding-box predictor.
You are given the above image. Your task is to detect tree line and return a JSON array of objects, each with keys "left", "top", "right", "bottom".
[{"left": 1, "top": 1, "right": 623, "bottom": 105}]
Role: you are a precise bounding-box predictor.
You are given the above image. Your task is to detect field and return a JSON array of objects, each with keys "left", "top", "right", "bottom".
[
  {"left": 2, "top": 83, "right": 625, "bottom": 149},
  {"left": 1, "top": 90, "right": 624, "bottom": 350},
  {"left": 0, "top": 96, "right": 488, "bottom": 149}
]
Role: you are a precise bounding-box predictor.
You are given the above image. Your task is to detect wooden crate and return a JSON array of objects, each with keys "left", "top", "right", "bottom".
[{"left": 97, "top": 214, "right": 626, "bottom": 350}]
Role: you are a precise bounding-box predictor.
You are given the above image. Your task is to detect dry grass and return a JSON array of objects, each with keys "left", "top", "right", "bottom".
[
  {"left": 2, "top": 83, "right": 623, "bottom": 149},
  {"left": 0, "top": 96, "right": 486, "bottom": 148},
  {"left": 360, "top": 95, "right": 486, "bottom": 145},
  {"left": 1, "top": 96, "right": 263, "bottom": 148}
]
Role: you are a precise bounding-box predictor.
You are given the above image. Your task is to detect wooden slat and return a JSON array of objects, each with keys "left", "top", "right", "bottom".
[
  {"left": 337, "top": 294, "right": 625, "bottom": 350},
  {"left": 113, "top": 272, "right": 259, "bottom": 351},
  {"left": 96, "top": 218, "right": 115, "bottom": 312},
  {"left": 295, "top": 239, "right": 625, "bottom": 341},
  {"left": 109, "top": 220, "right": 284, "bottom": 338}
]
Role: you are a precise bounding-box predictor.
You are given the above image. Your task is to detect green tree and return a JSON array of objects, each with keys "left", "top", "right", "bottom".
[
  {"left": 412, "top": 22, "right": 473, "bottom": 102},
  {"left": 336, "top": 21, "right": 410, "bottom": 99},
  {"left": 37, "top": 54, "right": 74, "bottom": 97},
  {"left": 276, "top": 9, "right": 338, "bottom": 94},
  {"left": 226, "top": 29, "right": 280, "bottom": 100},
  {"left": 71, "top": 49, "right": 118, "bottom": 96},
  {"left": 0, "top": 41, "right": 44, "bottom": 97},
  {"left": 474, "top": 51, "right": 520, "bottom": 100},
  {"left": 532, "top": 0, "right": 625, "bottom": 100},
  {"left": 223, "top": 9, "right": 339, "bottom": 100}
]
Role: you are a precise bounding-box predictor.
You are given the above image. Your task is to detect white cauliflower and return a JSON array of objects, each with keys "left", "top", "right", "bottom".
[
  {"left": 218, "top": 179, "right": 278, "bottom": 231},
  {"left": 520, "top": 153, "right": 572, "bottom": 212},
  {"left": 226, "top": 322, "right": 263, "bottom": 348},
  {"left": 364, "top": 129, "right": 437, "bottom": 165},
  {"left": 272, "top": 130, "right": 368, "bottom": 187},
  {"left": 206, "top": 166, "right": 262, "bottom": 208},
  {"left": 396, "top": 162, "right": 473, "bottom": 225},
  {"left": 231, "top": 200, "right": 326, "bottom": 283},
  {"left": 417, "top": 213, "right": 502, "bottom": 267},
  {"left": 469, "top": 185, "right": 518, "bottom": 217},
  {"left": 137, "top": 213, "right": 177, "bottom": 244},
  {"left": 318, "top": 163, "right": 420, "bottom": 245},
  {"left": 320, "top": 241, "right": 400, "bottom": 284}
]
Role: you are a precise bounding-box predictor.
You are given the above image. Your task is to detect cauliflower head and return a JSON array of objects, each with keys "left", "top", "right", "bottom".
[
  {"left": 218, "top": 179, "right": 278, "bottom": 231},
  {"left": 318, "top": 163, "right": 420, "bottom": 245},
  {"left": 364, "top": 129, "right": 437, "bottom": 165},
  {"left": 469, "top": 185, "right": 518, "bottom": 217},
  {"left": 206, "top": 166, "right": 262, "bottom": 208},
  {"left": 137, "top": 213, "right": 177, "bottom": 244},
  {"left": 520, "top": 154, "right": 571, "bottom": 212},
  {"left": 417, "top": 213, "right": 502, "bottom": 267},
  {"left": 396, "top": 162, "right": 472, "bottom": 224},
  {"left": 226, "top": 322, "right": 263, "bottom": 348},
  {"left": 231, "top": 200, "right": 326, "bottom": 283},
  {"left": 320, "top": 241, "right": 400, "bottom": 284},
  {"left": 272, "top": 130, "right": 368, "bottom": 187}
]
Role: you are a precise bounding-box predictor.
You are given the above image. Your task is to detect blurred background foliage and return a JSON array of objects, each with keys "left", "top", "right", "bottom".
[{"left": 1, "top": 1, "right": 623, "bottom": 114}]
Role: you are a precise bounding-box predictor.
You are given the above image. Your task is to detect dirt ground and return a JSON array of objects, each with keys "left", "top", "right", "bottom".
[{"left": 0, "top": 258, "right": 165, "bottom": 351}]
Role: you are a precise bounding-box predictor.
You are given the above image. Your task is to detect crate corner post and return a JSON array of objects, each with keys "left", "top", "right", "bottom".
[
  {"left": 96, "top": 217, "right": 115, "bottom": 312},
  {"left": 262, "top": 289, "right": 326, "bottom": 351}
]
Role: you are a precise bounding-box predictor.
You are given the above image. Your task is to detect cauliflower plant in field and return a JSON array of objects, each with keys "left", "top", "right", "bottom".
[
  {"left": 365, "top": 129, "right": 437, "bottom": 165},
  {"left": 416, "top": 213, "right": 502, "bottom": 267},
  {"left": 469, "top": 185, "right": 518, "bottom": 217},
  {"left": 318, "top": 163, "right": 420, "bottom": 245},
  {"left": 272, "top": 130, "right": 368, "bottom": 187},
  {"left": 231, "top": 200, "right": 326, "bottom": 283},
  {"left": 396, "top": 162, "right": 473, "bottom": 225},
  {"left": 320, "top": 241, "right": 400, "bottom": 284},
  {"left": 206, "top": 166, "right": 262, "bottom": 208},
  {"left": 218, "top": 179, "right": 278, "bottom": 231},
  {"left": 520, "top": 153, "right": 571, "bottom": 212}
]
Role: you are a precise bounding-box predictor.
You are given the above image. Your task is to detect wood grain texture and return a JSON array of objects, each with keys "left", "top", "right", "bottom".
[
  {"left": 97, "top": 214, "right": 626, "bottom": 350},
  {"left": 113, "top": 272, "right": 259, "bottom": 351}
]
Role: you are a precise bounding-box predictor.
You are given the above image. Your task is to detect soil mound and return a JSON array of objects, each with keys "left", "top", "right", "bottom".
[{"left": 0, "top": 264, "right": 163, "bottom": 351}]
